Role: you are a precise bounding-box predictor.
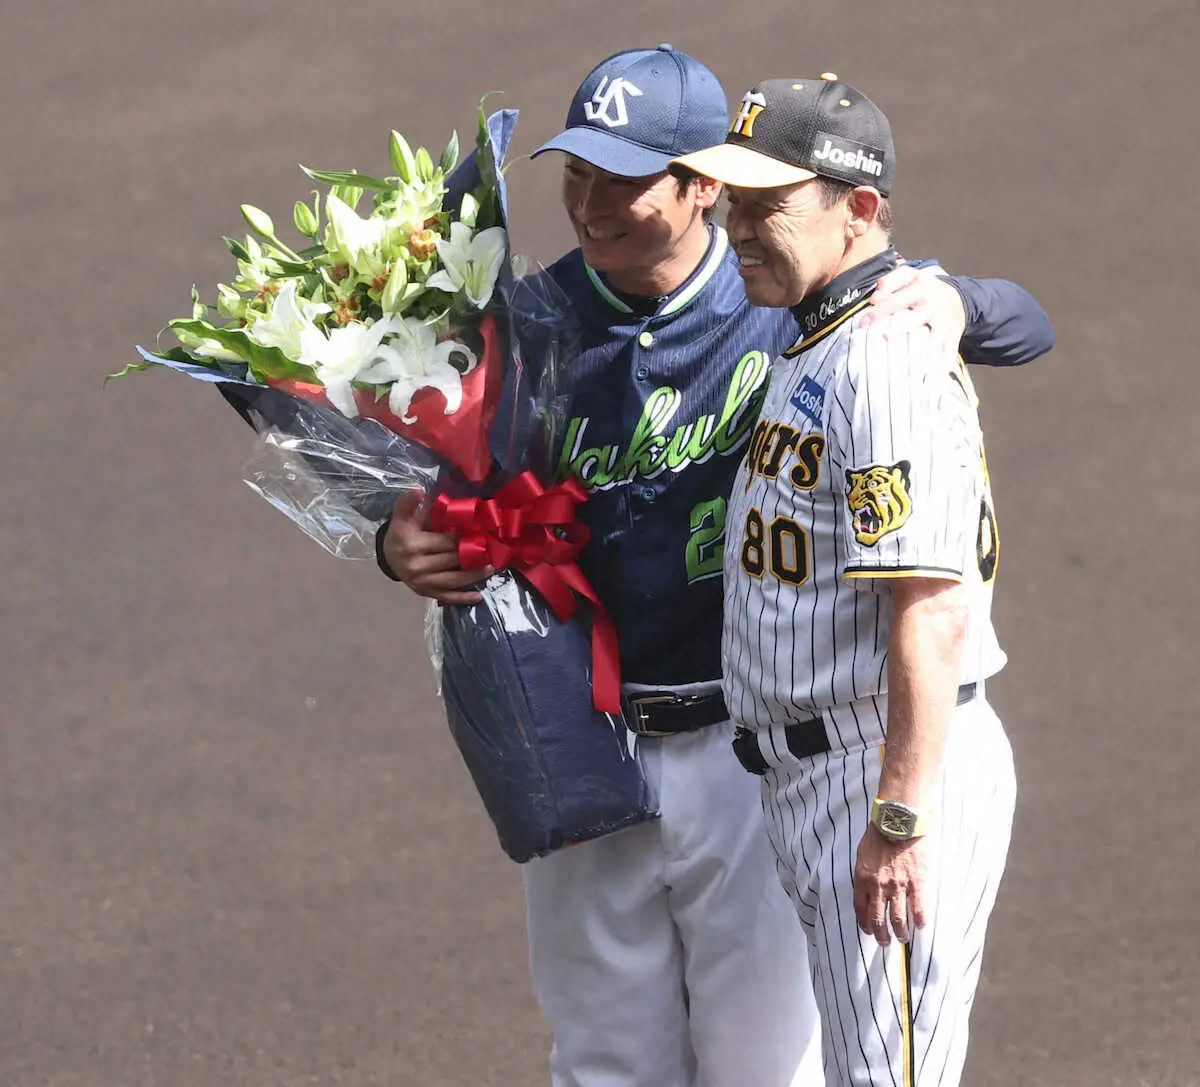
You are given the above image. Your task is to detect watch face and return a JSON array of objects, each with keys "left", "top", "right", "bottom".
[{"left": 878, "top": 804, "right": 917, "bottom": 839}]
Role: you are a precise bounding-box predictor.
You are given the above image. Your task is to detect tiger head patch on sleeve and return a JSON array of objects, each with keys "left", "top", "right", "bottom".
[{"left": 845, "top": 461, "right": 912, "bottom": 545}]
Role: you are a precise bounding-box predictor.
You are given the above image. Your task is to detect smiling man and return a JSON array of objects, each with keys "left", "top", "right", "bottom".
[
  {"left": 380, "top": 49, "right": 1051, "bottom": 1087},
  {"left": 674, "top": 74, "right": 1023, "bottom": 1086}
]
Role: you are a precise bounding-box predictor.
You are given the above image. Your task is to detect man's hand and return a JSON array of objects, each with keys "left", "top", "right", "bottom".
[
  {"left": 381, "top": 492, "right": 493, "bottom": 605},
  {"left": 853, "top": 825, "right": 929, "bottom": 947},
  {"left": 861, "top": 265, "right": 967, "bottom": 355}
]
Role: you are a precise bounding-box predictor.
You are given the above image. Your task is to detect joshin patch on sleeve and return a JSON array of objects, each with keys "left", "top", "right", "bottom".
[{"left": 845, "top": 461, "right": 912, "bottom": 545}]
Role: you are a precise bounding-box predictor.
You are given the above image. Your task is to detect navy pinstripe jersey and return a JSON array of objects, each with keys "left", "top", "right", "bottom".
[{"left": 546, "top": 226, "right": 794, "bottom": 685}]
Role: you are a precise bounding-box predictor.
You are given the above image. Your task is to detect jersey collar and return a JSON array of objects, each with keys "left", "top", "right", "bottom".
[
  {"left": 584, "top": 225, "right": 729, "bottom": 319},
  {"left": 784, "top": 247, "right": 900, "bottom": 356}
]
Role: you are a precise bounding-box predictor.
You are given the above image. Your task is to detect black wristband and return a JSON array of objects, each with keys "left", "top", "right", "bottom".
[{"left": 374, "top": 517, "right": 403, "bottom": 582}]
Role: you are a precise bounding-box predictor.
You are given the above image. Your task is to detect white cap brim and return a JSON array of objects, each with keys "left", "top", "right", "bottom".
[{"left": 670, "top": 143, "right": 817, "bottom": 188}]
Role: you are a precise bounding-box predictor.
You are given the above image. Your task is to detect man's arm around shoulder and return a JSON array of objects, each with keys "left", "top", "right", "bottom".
[{"left": 943, "top": 275, "right": 1055, "bottom": 367}]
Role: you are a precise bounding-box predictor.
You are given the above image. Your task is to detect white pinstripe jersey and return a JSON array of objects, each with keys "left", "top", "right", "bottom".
[{"left": 722, "top": 251, "right": 1007, "bottom": 729}]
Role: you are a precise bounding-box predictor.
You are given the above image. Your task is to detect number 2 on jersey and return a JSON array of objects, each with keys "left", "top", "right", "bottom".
[{"left": 685, "top": 497, "right": 727, "bottom": 583}]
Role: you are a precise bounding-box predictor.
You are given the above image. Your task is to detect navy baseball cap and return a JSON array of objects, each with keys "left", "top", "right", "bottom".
[
  {"left": 672, "top": 74, "right": 896, "bottom": 195},
  {"left": 532, "top": 45, "right": 729, "bottom": 178}
]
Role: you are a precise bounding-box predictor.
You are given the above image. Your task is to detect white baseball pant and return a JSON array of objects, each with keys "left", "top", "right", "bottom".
[
  {"left": 522, "top": 715, "right": 824, "bottom": 1087},
  {"left": 758, "top": 693, "right": 1016, "bottom": 1086}
]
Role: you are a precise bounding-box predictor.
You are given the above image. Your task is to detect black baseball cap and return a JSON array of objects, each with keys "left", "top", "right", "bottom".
[
  {"left": 532, "top": 45, "right": 729, "bottom": 178},
  {"left": 671, "top": 74, "right": 895, "bottom": 195}
]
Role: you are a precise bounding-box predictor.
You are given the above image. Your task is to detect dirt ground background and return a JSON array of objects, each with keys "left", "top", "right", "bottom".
[{"left": 1, "top": 1, "right": 1195, "bottom": 1084}]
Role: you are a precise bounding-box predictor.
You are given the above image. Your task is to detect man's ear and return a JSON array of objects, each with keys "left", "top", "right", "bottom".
[
  {"left": 846, "top": 186, "right": 883, "bottom": 237},
  {"left": 692, "top": 175, "right": 723, "bottom": 211}
]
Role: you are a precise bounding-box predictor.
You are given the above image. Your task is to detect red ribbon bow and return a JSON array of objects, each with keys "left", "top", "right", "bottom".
[{"left": 430, "top": 471, "right": 621, "bottom": 714}]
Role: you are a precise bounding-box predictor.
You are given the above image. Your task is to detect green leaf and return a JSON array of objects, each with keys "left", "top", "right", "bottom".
[
  {"left": 169, "top": 319, "right": 318, "bottom": 382},
  {"left": 475, "top": 92, "right": 503, "bottom": 155},
  {"left": 474, "top": 193, "right": 500, "bottom": 232},
  {"left": 104, "top": 360, "right": 156, "bottom": 384},
  {"left": 224, "top": 236, "right": 251, "bottom": 261},
  {"left": 476, "top": 100, "right": 490, "bottom": 155},
  {"left": 105, "top": 346, "right": 208, "bottom": 385},
  {"left": 301, "top": 166, "right": 394, "bottom": 191},
  {"left": 439, "top": 130, "right": 459, "bottom": 174},
  {"left": 472, "top": 94, "right": 505, "bottom": 230},
  {"left": 269, "top": 260, "right": 320, "bottom": 277}
]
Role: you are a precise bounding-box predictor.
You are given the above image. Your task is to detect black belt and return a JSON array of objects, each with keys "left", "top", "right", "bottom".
[
  {"left": 732, "top": 683, "right": 978, "bottom": 775},
  {"left": 625, "top": 690, "right": 729, "bottom": 737}
]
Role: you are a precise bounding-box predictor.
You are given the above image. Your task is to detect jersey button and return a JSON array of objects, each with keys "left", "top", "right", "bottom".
[
  {"left": 640, "top": 486, "right": 656, "bottom": 502},
  {"left": 638, "top": 331, "right": 654, "bottom": 349},
  {"left": 635, "top": 365, "right": 650, "bottom": 380}
]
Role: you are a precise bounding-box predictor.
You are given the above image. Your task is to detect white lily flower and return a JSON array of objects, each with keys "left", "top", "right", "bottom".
[
  {"left": 381, "top": 178, "right": 446, "bottom": 237},
  {"left": 425, "top": 222, "right": 507, "bottom": 309},
  {"left": 297, "top": 315, "right": 404, "bottom": 418},
  {"left": 356, "top": 316, "right": 476, "bottom": 423},
  {"left": 324, "top": 193, "right": 389, "bottom": 277},
  {"left": 246, "top": 280, "right": 332, "bottom": 358}
]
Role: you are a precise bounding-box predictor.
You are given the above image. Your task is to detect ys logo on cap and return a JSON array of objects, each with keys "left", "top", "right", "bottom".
[
  {"left": 584, "top": 76, "right": 644, "bottom": 129},
  {"left": 730, "top": 91, "right": 767, "bottom": 138}
]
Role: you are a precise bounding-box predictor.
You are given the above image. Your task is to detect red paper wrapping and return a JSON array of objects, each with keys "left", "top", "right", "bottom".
[{"left": 267, "top": 313, "right": 502, "bottom": 483}]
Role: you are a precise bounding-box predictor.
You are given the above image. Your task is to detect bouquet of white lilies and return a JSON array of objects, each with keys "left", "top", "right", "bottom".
[
  {"left": 120, "top": 105, "right": 525, "bottom": 489},
  {"left": 191, "top": 150, "right": 504, "bottom": 408},
  {"left": 119, "top": 107, "right": 657, "bottom": 865},
  {"left": 119, "top": 108, "right": 574, "bottom": 555}
]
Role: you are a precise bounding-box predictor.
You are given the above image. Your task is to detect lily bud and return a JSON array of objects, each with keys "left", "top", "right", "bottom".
[
  {"left": 414, "top": 147, "right": 435, "bottom": 183},
  {"left": 458, "top": 192, "right": 479, "bottom": 229},
  {"left": 293, "top": 200, "right": 319, "bottom": 237},
  {"left": 331, "top": 184, "right": 363, "bottom": 211},
  {"left": 241, "top": 204, "right": 275, "bottom": 239},
  {"left": 439, "top": 131, "right": 460, "bottom": 175},
  {"left": 380, "top": 262, "right": 409, "bottom": 313},
  {"left": 389, "top": 130, "right": 416, "bottom": 184}
]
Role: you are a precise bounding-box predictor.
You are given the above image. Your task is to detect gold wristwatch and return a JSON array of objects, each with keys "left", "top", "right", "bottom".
[{"left": 870, "top": 798, "right": 931, "bottom": 842}]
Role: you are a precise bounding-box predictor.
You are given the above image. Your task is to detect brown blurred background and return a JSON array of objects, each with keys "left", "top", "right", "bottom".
[{"left": 1, "top": 1, "right": 1195, "bottom": 1084}]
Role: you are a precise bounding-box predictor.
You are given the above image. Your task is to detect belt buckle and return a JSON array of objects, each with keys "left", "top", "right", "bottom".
[{"left": 627, "top": 693, "right": 684, "bottom": 738}]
